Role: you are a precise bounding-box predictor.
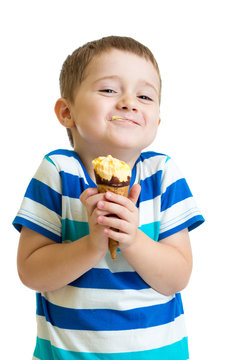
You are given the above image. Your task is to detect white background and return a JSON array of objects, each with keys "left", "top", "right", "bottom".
[{"left": 1, "top": 0, "right": 239, "bottom": 358}]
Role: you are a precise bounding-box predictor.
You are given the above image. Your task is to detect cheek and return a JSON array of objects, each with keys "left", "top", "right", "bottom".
[
  {"left": 145, "top": 116, "right": 159, "bottom": 140},
  {"left": 75, "top": 102, "right": 102, "bottom": 126},
  {"left": 148, "top": 113, "right": 159, "bottom": 129},
  {"left": 86, "top": 100, "right": 108, "bottom": 121}
]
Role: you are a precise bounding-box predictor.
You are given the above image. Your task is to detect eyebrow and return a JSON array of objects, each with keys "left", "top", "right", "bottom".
[
  {"left": 93, "top": 75, "right": 121, "bottom": 85},
  {"left": 93, "top": 76, "right": 159, "bottom": 95},
  {"left": 138, "top": 80, "right": 159, "bottom": 95}
]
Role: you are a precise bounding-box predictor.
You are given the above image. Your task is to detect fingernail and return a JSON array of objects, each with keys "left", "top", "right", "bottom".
[
  {"left": 106, "top": 192, "right": 112, "bottom": 199},
  {"left": 98, "top": 201, "right": 104, "bottom": 208}
]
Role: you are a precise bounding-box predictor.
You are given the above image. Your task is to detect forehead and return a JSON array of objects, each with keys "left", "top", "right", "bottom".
[{"left": 83, "top": 49, "right": 160, "bottom": 90}]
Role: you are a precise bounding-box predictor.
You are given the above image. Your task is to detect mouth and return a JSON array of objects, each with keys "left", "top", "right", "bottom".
[{"left": 110, "top": 115, "right": 140, "bottom": 126}]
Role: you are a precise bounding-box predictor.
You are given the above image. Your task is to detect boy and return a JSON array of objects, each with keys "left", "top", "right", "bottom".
[{"left": 13, "top": 36, "right": 204, "bottom": 359}]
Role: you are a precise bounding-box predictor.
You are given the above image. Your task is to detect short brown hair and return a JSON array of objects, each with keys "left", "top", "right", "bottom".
[{"left": 59, "top": 36, "right": 161, "bottom": 147}]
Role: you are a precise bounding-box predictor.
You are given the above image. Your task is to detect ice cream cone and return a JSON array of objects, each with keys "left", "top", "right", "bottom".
[
  {"left": 96, "top": 184, "right": 130, "bottom": 197},
  {"left": 92, "top": 155, "right": 131, "bottom": 260},
  {"left": 96, "top": 183, "right": 130, "bottom": 259}
]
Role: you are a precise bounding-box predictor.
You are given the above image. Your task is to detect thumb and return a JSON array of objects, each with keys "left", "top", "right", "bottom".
[{"left": 128, "top": 184, "right": 141, "bottom": 205}]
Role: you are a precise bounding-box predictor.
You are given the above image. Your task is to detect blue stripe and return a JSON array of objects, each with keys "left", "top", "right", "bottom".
[
  {"left": 161, "top": 178, "right": 192, "bottom": 211},
  {"left": 34, "top": 337, "right": 54, "bottom": 359},
  {"left": 188, "top": 215, "right": 205, "bottom": 231},
  {"left": 60, "top": 171, "right": 95, "bottom": 198},
  {"left": 138, "top": 151, "right": 166, "bottom": 162},
  {"left": 131, "top": 151, "right": 166, "bottom": 191},
  {"left": 62, "top": 219, "right": 89, "bottom": 242},
  {"left": 47, "top": 149, "right": 96, "bottom": 188},
  {"left": 139, "top": 170, "right": 162, "bottom": 202},
  {"left": 69, "top": 268, "right": 149, "bottom": 290},
  {"left": 44, "top": 155, "right": 55, "bottom": 166},
  {"left": 25, "top": 178, "right": 62, "bottom": 216},
  {"left": 12, "top": 217, "right": 61, "bottom": 243},
  {"left": 159, "top": 215, "right": 205, "bottom": 240},
  {"left": 139, "top": 221, "right": 160, "bottom": 241},
  {"left": 36, "top": 293, "right": 183, "bottom": 331},
  {"left": 34, "top": 336, "right": 189, "bottom": 360},
  {"left": 130, "top": 161, "right": 136, "bottom": 188}
]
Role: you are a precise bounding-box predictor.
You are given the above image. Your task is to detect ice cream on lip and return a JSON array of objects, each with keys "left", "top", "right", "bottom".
[
  {"left": 92, "top": 155, "right": 131, "bottom": 186},
  {"left": 110, "top": 115, "right": 140, "bottom": 126},
  {"left": 111, "top": 115, "right": 124, "bottom": 121}
]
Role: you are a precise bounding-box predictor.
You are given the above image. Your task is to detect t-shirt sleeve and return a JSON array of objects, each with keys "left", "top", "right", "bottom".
[
  {"left": 12, "top": 155, "right": 62, "bottom": 243},
  {"left": 159, "top": 157, "right": 204, "bottom": 240}
]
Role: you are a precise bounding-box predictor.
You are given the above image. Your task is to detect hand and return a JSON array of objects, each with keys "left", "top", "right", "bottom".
[
  {"left": 96, "top": 184, "right": 141, "bottom": 250},
  {"left": 80, "top": 188, "right": 110, "bottom": 254}
]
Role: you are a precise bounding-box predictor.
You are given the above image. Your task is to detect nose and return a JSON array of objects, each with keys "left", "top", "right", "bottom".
[{"left": 116, "top": 94, "right": 138, "bottom": 112}]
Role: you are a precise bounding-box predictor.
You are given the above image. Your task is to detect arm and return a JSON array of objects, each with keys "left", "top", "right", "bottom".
[
  {"left": 17, "top": 188, "right": 110, "bottom": 292},
  {"left": 96, "top": 186, "right": 193, "bottom": 296},
  {"left": 121, "top": 228, "right": 192, "bottom": 296},
  {"left": 17, "top": 227, "right": 105, "bottom": 292}
]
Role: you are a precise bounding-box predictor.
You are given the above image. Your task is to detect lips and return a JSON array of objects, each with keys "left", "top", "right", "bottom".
[
  {"left": 110, "top": 115, "right": 141, "bottom": 126},
  {"left": 124, "top": 118, "right": 140, "bottom": 125}
]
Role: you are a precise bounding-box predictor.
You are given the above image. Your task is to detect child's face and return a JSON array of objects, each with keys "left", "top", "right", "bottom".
[{"left": 70, "top": 49, "right": 161, "bottom": 158}]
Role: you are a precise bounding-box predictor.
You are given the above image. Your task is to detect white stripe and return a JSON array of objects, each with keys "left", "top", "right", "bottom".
[
  {"left": 36, "top": 313, "right": 187, "bottom": 353},
  {"left": 34, "top": 157, "right": 62, "bottom": 194},
  {"left": 160, "top": 197, "right": 201, "bottom": 233},
  {"left": 17, "top": 198, "right": 61, "bottom": 235},
  {"left": 62, "top": 196, "right": 88, "bottom": 222},
  {"left": 161, "top": 158, "right": 184, "bottom": 193},
  {"left": 51, "top": 154, "right": 90, "bottom": 184},
  {"left": 94, "top": 251, "right": 136, "bottom": 272},
  {"left": 43, "top": 287, "right": 174, "bottom": 310},
  {"left": 138, "top": 196, "right": 161, "bottom": 227},
  {"left": 135, "top": 154, "right": 167, "bottom": 181}
]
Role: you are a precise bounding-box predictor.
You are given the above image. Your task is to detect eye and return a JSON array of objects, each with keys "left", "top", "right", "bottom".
[
  {"left": 138, "top": 95, "right": 153, "bottom": 101},
  {"left": 99, "top": 89, "right": 116, "bottom": 94}
]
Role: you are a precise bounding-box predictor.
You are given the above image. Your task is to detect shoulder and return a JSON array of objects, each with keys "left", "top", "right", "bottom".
[
  {"left": 135, "top": 151, "right": 184, "bottom": 194},
  {"left": 44, "top": 149, "right": 95, "bottom": 192},
  {"left": 45, "top": 149, "right": 79, "bottom": 167},
  {"left": 138, "top": 151, "right": 169, "bottom": 161},
  {"left": 44, "top": 149, "right": 85, "bottom": 175},
  {"left": 136, "top": 151, "right": 171, "bottom": 174}
]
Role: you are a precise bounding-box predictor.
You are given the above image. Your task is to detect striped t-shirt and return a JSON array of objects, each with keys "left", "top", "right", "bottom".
[{"left": 13, "top": 149, "right": 204, "bottom": 360}]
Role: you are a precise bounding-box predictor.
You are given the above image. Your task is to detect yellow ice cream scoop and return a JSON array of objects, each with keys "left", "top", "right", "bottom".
[{"left": 92, "top": 155, "right": 131, "bottom": 182}]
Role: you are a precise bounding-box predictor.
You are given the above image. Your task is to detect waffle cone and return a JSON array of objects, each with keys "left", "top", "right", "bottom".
[
  {"left": 97, "top": 184, "right": 130, "bottom": 259},
  {"left": 97, "top": 184, "right": 129, "bottom": 197}
]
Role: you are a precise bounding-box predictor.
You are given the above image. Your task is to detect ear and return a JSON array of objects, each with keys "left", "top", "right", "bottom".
[{"left": 54, "top": 98, "right": 75, "bottom": 128}]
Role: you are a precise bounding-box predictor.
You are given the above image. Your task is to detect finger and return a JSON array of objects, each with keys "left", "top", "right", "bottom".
[
  {"left": 128, "top": 184, "right": 141, "bottom": 205},
  {"left": 104, "top": 191, "right": 136, "bottom": 213},
  {"left": 97, "top": 201, "right": 114, "bottom": 216},
  {"left": 99, "top": 198, "right": 134, "bottom": 220},
  {"left": 80, "top": 189, "right": 105, "bottom": 216},
  {"left": 104, "top": 227, "right": 128, "bottom": 242},
  {"left": 80, "top": 187, "right": 98, "bottom": 205},
  {"left": 94, "top": 206, "right": 112, "bottom": 218},
  {"left": 98, "top": 215, "right": 130, "bottom": 234}
]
